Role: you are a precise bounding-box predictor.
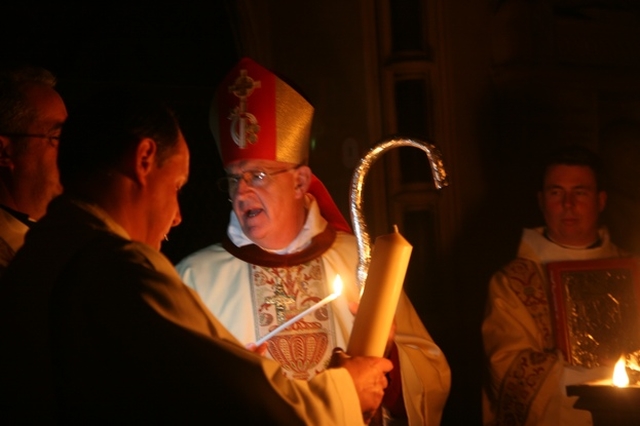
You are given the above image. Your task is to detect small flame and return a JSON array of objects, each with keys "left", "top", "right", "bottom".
[
  {"left": 333, "top": 275, "right": 343, "bottom": 297},
  {"left": 613, "top": 356, "right": 629, "bottom": 387}
]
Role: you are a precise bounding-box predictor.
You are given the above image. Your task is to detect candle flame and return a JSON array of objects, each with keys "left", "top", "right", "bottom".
[
  {"left": 613, "top": 355, "right": 629, "bottom": 387},
  {"left": 333, "top": 275, "right": 343, "bottom": 297}
]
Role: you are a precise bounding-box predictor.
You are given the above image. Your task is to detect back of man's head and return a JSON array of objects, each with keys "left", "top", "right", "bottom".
[
  {"left": 0, "top": 63, "right": 57, "bottom": 136},
  {"left": 540, "top": 144, "right": 606, "bottom": 191},
  {"left": 58, "top": 87, "right": 181, "bottom": 193}
]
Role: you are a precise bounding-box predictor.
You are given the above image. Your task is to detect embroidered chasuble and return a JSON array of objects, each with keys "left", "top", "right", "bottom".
[
  {"left": 251, "top": 260, "right": 337, "bottom": 380},
  {"left": 177, "top": 199, "right": 452, "bottom": 425},
  {"left": 483, "top": 226, "right": 626, "bottom": 426},
  {"left": 494, "top": 258, "right": 557, "bottom": 424},
  {"left": 221, "top": 224, "right": 339, "bottom": 380}
]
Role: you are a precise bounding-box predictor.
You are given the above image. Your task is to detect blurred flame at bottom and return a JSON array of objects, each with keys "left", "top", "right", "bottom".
[{"left": 613, "top": 356, "right": 630, "bottom": 387}]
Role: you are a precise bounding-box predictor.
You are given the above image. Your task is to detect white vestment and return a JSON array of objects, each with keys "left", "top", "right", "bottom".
[
  {"left": 482, "top": 226, "right": 627, "bottom": 426},
  {"left": 177, "top": 195, "right": 451, "bottom": 425},
  {"left": 0, "top": 207, "right": 30, "bottom": 274}
]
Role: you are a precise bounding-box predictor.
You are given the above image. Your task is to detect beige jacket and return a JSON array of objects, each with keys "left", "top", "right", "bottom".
[{"left": 0, "top": 195, "right": 364, "bottom": 425}]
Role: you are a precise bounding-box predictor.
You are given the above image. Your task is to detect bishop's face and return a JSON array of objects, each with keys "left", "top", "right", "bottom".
[
  {"left": 226, "top": 159, "right": 304, "bottom": 250},
  {"left": 538, "top": 164, "right": 606, "bottom": 247}
]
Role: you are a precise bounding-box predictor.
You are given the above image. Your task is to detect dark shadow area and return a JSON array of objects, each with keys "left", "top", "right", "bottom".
[
  {"left": 1, "top": 1, "right": 238, "bottom": 264},
  {"left": 439, "top": 86, "right": 565, "bottom": 424}
]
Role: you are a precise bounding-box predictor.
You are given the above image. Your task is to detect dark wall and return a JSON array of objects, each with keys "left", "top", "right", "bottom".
[
  {"left": 7, "top": 3, "right": 640, "bottom": 425},
  {"left": 1, "top": 1, "right": 238, "bottom": 263}
]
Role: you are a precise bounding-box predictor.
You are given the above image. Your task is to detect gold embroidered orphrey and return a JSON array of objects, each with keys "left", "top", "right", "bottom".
[
  {"left": 251, "top": 259, "right": 336, "bottom": 381},
  {"left": 228, "top": 68, "right": 261, "bottom": 149},
  {"left": 494, "top": 258, "right": 558, "bottom": 425}
]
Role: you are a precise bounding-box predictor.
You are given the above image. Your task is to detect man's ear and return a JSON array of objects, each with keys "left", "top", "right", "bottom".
[
  {"left": 294, "top": 165, "right": 312, "bottom": 199},
  {"left": 134, "top": 138, "right": 157, "bottom": 185},
  {"left": 0, "top": 135, "right": 15, "bottom": 168},
  {"left": 598, "top": 190, "right": 607, "bottom": 213}
]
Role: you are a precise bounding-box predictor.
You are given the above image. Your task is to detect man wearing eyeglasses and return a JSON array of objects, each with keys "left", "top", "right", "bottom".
[
  {"left": 176, "top": 57, "right": 451, "bottom": 425},
  {"left": 0, "top": 64, "right": 67, "bottom": 273}
]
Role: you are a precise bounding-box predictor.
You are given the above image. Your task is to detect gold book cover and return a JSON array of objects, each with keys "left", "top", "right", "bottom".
[{"left": 548, "top": 257, "right": 640, "bottom": 368}]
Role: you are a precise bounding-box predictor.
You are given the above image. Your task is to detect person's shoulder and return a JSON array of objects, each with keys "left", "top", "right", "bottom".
[
  {"left": 175, "top": 242, "right": 230, "bottom": 271},
  {"left": 38, "top": 234, "right": 173, "bottom": 298},
  {"left": 334, "top": 231, "right": 356, "bottom": 245},
  {"left": 328, "top": 231, "right": 357, "bottom": 259},
  {"left": 74, "top": 232, "right": 173, "bottom": 276},
  {"left": 608, "top": 242, "right": 633, "bottom": 258},
  {"left": 75, "top": 234, "right": 159, "bottom": 273},
  {"left": 127, "top": 241, "right": 175, "bottom": 270},
  {"left": 490, "top": 257, "right": 539, "bottom": 282},
  {"left": 501, "top": 257, "right": 538, "bottom": 273},
  {"left": 175, "top": 242, "right": 248, "bottom": 288}
]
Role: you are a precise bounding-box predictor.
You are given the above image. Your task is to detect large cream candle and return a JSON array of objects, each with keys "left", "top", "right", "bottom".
[{"left": 347, "top": 225, "right": 413, "bottom": 357}]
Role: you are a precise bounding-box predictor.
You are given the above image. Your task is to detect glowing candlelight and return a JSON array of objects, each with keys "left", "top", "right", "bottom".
[
  {"left": 254, "top": 275, "right": 343, "bottom": 346},
  {"left": 613, "top": 355, "right": 630, "bottom": 387},
  {"left": 347, "top": 225, "right": 412, "bottom": 357}
]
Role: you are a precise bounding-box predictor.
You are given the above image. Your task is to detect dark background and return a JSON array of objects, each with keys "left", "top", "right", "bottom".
[
  {"left": 2, "top": 1, "right": 239, "bottom": 262},
  {"left": 5, "top": 2, "right": 640, "bottom": 425}
]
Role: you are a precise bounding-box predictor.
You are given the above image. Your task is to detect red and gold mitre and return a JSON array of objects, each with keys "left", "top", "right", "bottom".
[{"left": 210, "top": 57, "right": 314, "bottom": 167}]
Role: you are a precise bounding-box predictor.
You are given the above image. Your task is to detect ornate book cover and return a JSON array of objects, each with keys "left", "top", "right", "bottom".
[{"left": 548, "top": 257, "right": 640, "bottom": 368}]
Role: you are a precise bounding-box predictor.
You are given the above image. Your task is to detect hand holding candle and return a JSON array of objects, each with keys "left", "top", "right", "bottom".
[
  {"left": 254, "top": 275, "right": 343, "bottom": 347},
  {"left": 347, "top": 225, "right": 412, "bottom": 357}
]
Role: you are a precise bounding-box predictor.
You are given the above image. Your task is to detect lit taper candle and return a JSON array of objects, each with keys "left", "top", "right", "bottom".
[{"left": 253, "top": 275, "right": 343, "bottom": 347}]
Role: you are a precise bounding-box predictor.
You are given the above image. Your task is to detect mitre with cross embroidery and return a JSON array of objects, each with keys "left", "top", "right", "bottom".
[{"left": 209, "top": 56, "right": 314, "bottom": 168}]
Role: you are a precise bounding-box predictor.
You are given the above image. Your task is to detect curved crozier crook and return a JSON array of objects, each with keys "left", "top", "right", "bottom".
[{"left": 349, "top": 137, "right": 449, "bottom": 288}]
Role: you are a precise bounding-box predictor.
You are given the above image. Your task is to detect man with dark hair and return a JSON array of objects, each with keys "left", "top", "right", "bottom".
[
  {"left": 482, "top": 144, "right": 628, "bottom": 425},
  {"left": 0, "top": 64, "right": 66, "bottom": 272},
  {"left": 0, "top": 87, "right": 392, "bottom": 425}
]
